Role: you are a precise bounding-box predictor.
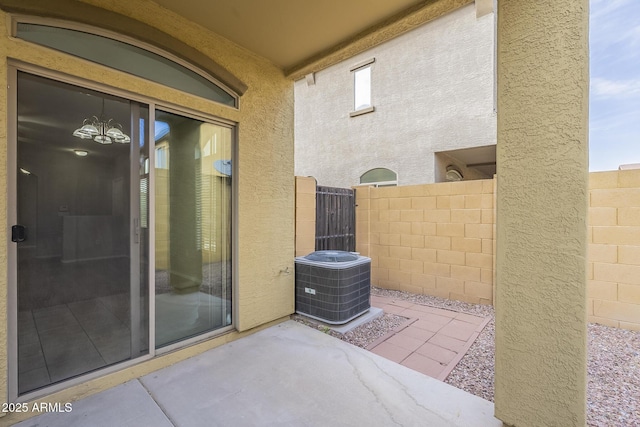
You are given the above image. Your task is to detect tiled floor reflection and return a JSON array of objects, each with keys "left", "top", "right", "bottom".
[
  {"left": 18, "top": 294, "right": 136, "bottom": 394},
  {"left": 155, "top": 292, "right": 229, "bottom": 347},
  {"left": 17, "top": 256, "right": 232, "bottom": 395},
  {"left": 18, "top": 290, "right": 231, "bottom": 394}
]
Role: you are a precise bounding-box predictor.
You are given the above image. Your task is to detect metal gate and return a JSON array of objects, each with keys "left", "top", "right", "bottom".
[{"left": 315, "top": 185, "right": 355, "bottom": 251}]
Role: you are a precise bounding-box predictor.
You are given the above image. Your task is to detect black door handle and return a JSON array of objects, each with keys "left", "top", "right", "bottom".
[{"left": 11, "top": 225, "right": 26, "bottom": 243}]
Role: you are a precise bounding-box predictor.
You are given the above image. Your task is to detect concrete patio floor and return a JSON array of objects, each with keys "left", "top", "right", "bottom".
[{"left": 14, "top": 320, "right": 500, "bottom": 427}]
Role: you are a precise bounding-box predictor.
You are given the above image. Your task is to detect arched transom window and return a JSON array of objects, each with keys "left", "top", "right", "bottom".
[{"left": 360, "top": 168, "right": 398, "bottom": 187}]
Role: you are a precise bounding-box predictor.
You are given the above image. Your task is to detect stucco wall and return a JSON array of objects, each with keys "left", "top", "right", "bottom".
[
  {"left": 494, "top": 0, "right": 589, "bottom": 425},
  {"left": 589, "top": 169, "right": 640, "bottom": 331},
  {"left": 0, "top": 0, "right": 293, "bottom": 419},
  {"left": 294, "top": 3, "right": 496, "bottom": 188}
]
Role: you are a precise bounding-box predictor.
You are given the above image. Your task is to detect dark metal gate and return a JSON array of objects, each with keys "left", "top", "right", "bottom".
[{"left": 315, "top": 186, "right": 356, "bottom": 251}]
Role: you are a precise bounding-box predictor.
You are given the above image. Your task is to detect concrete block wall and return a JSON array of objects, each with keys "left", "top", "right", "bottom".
[
  {"left": 295, "top": 176, "right": 317, "bottom": 256},
  {"left": 295, "top": 170, "right": 640, "bottom": 329},
  {"left": 356, "top": 179, "right": 496, "bottom": 305},
  {"left": 589, "top": 169, "right": 640, "bottom": 330}
]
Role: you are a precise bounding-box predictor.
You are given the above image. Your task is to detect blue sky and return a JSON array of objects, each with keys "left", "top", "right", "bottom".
[{"left": 590, "top": 0, "right": 640, "bottom": 171}]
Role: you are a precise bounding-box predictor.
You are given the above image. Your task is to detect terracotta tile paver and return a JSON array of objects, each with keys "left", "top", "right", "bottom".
[
  {"left": 455, "top": 312, "right": 486, "bottom": 325},
  {"left": 402, "top": 303, "right": 439, "bottom": 314},
  {"left": 368, "top": 295, "right": 491, "bottom": 382},
  {"left": 428, "top": 333, "right": 468, "bottom": 353},
  {"left": 397, "top": 326, "right": 435, "bottom": 341},
  {"left": 395, "top": 309, "right": 422, "bottom": 319},
  {"left": 370, "top": 341, "right": 412, "bottom": 363},
  {"left": 438, "top": 320, "right": 478, "bottom": 341},
  {"left": 416, "top": 342, "right": 457, "bottom": 365},
  {"left": 386, "top": 299, "right": 414, "bottom": 308},
  {"left": 411, "top": 319, "right": 447, "bottom": 333},
  {"left": 402, "top": 353, "right": 445, "bottom": 378},
  {"left": 378, "top": 304, "right": 407, "bottom": 315},
  {"left": 386, "top": 334, "right": 424, "bottom": 352},
  {"left": 417, "top": 312, "right": 452, "bottom": 326}
]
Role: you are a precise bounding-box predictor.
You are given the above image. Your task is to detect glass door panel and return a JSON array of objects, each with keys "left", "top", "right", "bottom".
[
  {"left": 155, "top": 109, "right": 232, "bottom": 348},
  {"left": 15, "top": 72, "right": 149, "bottom": 394}
]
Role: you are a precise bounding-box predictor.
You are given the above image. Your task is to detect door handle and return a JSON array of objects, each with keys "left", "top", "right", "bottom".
[{"left": 11, "top": 225, "right": 26, "bottom": 243}]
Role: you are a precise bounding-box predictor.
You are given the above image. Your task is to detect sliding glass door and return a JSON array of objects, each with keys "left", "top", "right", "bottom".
[
  {"left": 14, "top": 71, "right": 149, "bottom": 394},
  {"left": 11, "top": 69, "right": 234, "bottom": 397},
  {"left": 154, "top": 109, "right": 233, "bottom": 348}
]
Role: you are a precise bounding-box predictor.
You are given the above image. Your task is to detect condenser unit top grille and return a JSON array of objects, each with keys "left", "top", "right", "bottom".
[
  {"left": 297, "top": 251, "right": 369, "bottom": 269},
  {"left": 304, "top": 250, "right": 358, "bottom": 262}
]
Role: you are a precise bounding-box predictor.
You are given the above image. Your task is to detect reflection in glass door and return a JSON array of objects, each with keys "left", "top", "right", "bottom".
[
  {"left": 154, "top": 109, "right": 233, "bottom": 348},
  {"left": 14, "top": 72, "right": 149, "bottom": 394}
]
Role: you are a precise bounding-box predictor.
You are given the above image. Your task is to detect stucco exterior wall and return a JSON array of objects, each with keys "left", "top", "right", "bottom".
[
  {"left": 495, "top": 0, "right": 589, "bottom": 425},
  {"left": 589, "top": 169, "right": 640, "bottom": 331},
  {"left": 294, "top": 3, "right": 496, "bottom": 188},
  {"left": 0, "top": 0, "right": 293, "bottom": 419}
]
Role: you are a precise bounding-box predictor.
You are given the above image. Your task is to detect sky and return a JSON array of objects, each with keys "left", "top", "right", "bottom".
[{"left": 589, "top": 0, "right": 640, "bottom": 171}]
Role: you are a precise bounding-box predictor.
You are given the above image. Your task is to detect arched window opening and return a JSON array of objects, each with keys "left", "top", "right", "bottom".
[
  {"left": 360, "top": 168, "right": 398, "bottom": 187},
  {"left": 15, "top": 21, "right": 238, "bottom": 107}
]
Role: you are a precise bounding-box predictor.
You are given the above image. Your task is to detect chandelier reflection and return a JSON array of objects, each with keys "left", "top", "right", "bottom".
[{"left": 72, "top": 98, "right": 130, "bottom": 144}]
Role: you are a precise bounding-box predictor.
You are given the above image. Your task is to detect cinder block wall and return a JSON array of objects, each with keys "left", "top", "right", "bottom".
[
  {"left": 296, "top": 171, "right": 640, "bottom": 329},
  {"left": 356, "top": 179, "right": 496, "bottom": 305},
  {"left": 589, "top": 169, "right": 640, "bottom": 330},
  {"left": 295, "top": 176, "right": 317, "bottom": 256}
]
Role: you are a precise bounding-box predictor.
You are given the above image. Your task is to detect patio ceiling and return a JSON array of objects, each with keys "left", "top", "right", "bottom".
[{"left": 151, "top": 0, "right": 463, "bottom": 78}]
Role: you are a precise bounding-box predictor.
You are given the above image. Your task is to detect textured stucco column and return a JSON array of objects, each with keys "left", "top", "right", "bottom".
[{"left": 495, "top": 1, "right": 589, "bottom": 426}]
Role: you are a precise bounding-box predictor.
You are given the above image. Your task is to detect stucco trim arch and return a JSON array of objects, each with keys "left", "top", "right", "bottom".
[{"left": 0, "top": 0, "right": 248, "bottom": 97}]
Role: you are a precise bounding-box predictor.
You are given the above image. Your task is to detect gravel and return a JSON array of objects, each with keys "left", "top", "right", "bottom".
[{"left": 293, "top": 287, "right": 640, "bottom": 427}]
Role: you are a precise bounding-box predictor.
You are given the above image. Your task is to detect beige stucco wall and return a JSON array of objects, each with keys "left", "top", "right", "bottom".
[
  {"left": 589, "top": 169, "right": 640, "bottom": 331},
  {"left": 355, "top": 180, "right": 495, "bottom": 305},
  {"left": 495, "top": 0, "right": 589, "bottom": 426},
  {"left": 0, "top": 0, "right": 294, "bottom": 421}
]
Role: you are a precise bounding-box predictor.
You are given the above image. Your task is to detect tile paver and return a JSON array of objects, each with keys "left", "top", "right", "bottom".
[
  {"left": 403, "top": 303, "right": 441, "bottom": 314},
  {"left": 402, "top": 352, "right": 446, "bottom": 378},
  {"left": 397, "top": 325, "right": 435, "bottom": 341},
  {"left": 388, "top": 299, "right": 415, "bottom": 308},
  {"left": 370, "top": 341, "right": 413, "bottom": 363},
  {"left": 411, "top": 318, "right": 447, "bottom": 333},
  {"left": 416, "top": 342, "right": 458, "bottom": 364},
  {"left": 455, "top": 312, "right": 487, "bottom": 325},
  {"left": 418, "top": 312, "right": 454, "bottom": 326},
  {"left": 398, "top": 308, "right": 431, "bottom": 319},
  {"left": 428, "top": 333, "right": 469, "bottom": 353},
  {"left": 438, "top": 319, "right": 478, "bottom": 341},
  {"left": 369, "top": 295, "right": 491, "bottom": 382},
  {"left": 386, "top": 333, "right": 424, "bottom": 352},
  {"left": 378, "top": 304, "right": 407, "bottom": 315}
]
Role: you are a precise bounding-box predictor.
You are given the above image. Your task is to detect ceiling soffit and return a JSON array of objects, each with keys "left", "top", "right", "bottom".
[
  {"left": 285, "top": 0, "right": 473, "bottom": 79},
  {"left": 1, "top": 0, "right": 474, "bottom": 82},
  {"left": 151, "top": 0, "right": 474, "bottom": 80}
]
